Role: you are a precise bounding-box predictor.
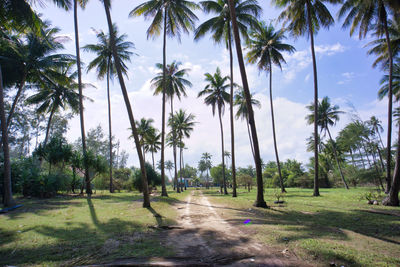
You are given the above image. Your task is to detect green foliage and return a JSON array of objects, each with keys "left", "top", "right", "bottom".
[{"left": 131, "top": 163, "right": 161, "bottom": 192}]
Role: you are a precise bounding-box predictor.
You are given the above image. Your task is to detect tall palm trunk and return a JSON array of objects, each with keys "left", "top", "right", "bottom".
[
  {"left": 375, "top": 126, "right": 385, "bottom": 149},
  {"left": 106, "top": 56, "right": 114, "bottom": 193},
  {"left": 152, "top": 150, "right": 155, "bottom": 170},
  {"left": 160, "top": 9, "right": 168, "bottom": 197},
  {"left": 383, "top": 119, "right": 400, "bottom": 206},
  {"left": 269, "top": 59, "right": 285, "bottom": 193},
  {"left": 246, "top": 116, "right": 255, "bottom": 159},
  {"left": 327, "top": 127, "right": 349, "bottom": 189},
  {"left": 358, "top": 147, "right": 366, "bottom": 169},
  {"left": 0, "top": 66, "right": 15, "bottom": 207},
  {"left": 228, "top": 0, "right": 267, "bottom": 207},
  {"left": 103, "top": 0, "right": 150, "bottom": 207},
  {"left": 6, "top": 71, "right": 27, "bottom": 129},
  {"left": 350, "top": 149, "right": 356, "bottom": 167},
  {"left": 43, "top": 106, "right": 56, "bottom": 147},
  {"left": 306, "top": 0, "right": 319, "bottom": 197},
  {"left": 171, "top": 101, "right": 180, "bottom": 193},
  {"left": 376, "top": 145, "right": 386, "bottom": 171},
  {"left": 382, "top": 5, "right": 394, "bottom": 193},
  {"left": 227, "top": 25, "right": 237, "bottom": 198},
  {"left": 362, "top": 141, "right": 373, "bottom": 168},
  {"left": 218, "top": 107, "right": 228, "bottom": 195},
  {"left": 74, "top": 0, "right": 91, "bottom": 195}
]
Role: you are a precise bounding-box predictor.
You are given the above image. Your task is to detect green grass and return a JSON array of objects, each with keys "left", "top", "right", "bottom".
[
  {"left": 202, "top": 187, "right": 400, "bottom": 267},
  {"left": 0, "top": 189, "right": 189, "bottom": 266}
]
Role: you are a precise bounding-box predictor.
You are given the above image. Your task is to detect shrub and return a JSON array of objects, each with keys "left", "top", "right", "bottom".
[{"left": 131, "top": 163, "right": 161, "bottom": 192}]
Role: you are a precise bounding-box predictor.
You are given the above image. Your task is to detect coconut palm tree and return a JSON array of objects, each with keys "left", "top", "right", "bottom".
[
  {"left": 233, "top": 88, "right": 261, "bottom": 159},
  {"left": 83, "top": 24, "right": 134, "bottom": 193},
  {"left": 134, "top": 118, "right": 155, "bottom": 163},
  {"left": 165, "top": 160, "right": 174, "bottom": 186},
  {"left": 102, "top": 0, "right": 150, "bottom": 207},
  {"left": 130, "top": 0, "right": 199, "bottom": 198},
  {"left": 145, "top": 129, "right": 161, "bottom": 170},
  {"left": 195, "top": 0, "right": 261, "bottom": 197},
  {"left": 339, "top": 0, "right": 396, "bottom": 200},
  {"left": 246, "top": 21, "right": 295, "bottom": 193},
  {"left": 198, "top": 67, "right": 230, "bottom": 194},
  {"left": 306, "top": 97, "right": 349, "bottom": 189},
  {"left": 201, "top": 152, "right": 212, "bottom": 188},
  {"left": 273, "top": 0, "right": 340, "bottom": 197}
]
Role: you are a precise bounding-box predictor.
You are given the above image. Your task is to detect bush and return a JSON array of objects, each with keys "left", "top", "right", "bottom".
[{"left": 131, "top": 163, "right": 161, "bottom": 192}]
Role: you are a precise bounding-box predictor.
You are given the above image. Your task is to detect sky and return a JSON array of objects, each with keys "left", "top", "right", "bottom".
[{"left": 32, "top": 0, "right": 389, "bottom": 172}]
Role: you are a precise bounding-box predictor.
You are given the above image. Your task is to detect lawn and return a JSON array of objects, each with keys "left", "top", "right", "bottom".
[
  {"left": 202, "top": 187, "right": 400, "bottom": 267},
  {"left": 0, "top": 189, "right": 189, "bottom": 266}
]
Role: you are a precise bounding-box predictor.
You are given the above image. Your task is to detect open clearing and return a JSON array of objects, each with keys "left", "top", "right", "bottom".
[{"left": 1, "top": 188, "right": 399, "bottom": 266}]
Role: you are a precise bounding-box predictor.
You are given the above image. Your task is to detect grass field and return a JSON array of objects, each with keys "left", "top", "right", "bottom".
[
  {"left": 202, "top": 187, "right": 400, "bottom": 267},
  {"left": 0, "top": 189, "right": 189, "bottom": 266},
  {"left": 0, "top": 187, "right": 399, "bottom": 266}
]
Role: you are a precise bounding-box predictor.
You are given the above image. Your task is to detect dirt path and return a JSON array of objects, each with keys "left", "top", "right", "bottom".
[{"left": 161, "top": 190, "right": 308, "bottom": 266}]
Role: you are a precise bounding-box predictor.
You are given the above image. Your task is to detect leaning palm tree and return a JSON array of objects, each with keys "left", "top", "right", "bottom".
[
  {"left": 83, "top": 24, "right": 134, "bottom": 193},
  {"left": 234, "top": 88, "right": 261, "bottom": 159},
  {"left": 306, "top": 97, "right": 349, "bottom": 189},
  {"left": 227, "top": 0, "right": 267, "bottom": 207},
  {"left": 195, "top": 0, "right": 261, "bottom": 197},
  {"left": 273, "top": 0, "right": 340, "bottom": 197},
  {"left": 130, "top": 0, "right": 199, "bottom": 198},
  {"left": 198, "top": 67, "right": 230, "bottom": 194},
  {"left": 246, "top": 21, "right": 295, "bottom": 193},
  {"left": 339, "top": 0, "right": 396, "bottom": 201},
  {"left": 102, "top": 0, "right": 150, "bottom": 208}
]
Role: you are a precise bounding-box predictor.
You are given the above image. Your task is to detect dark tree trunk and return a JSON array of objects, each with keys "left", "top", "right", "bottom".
[
  {"left": 107, "top": 56, "right": 114, "bottom": 193},
  {"left": 218, "top": 108, "right": 228, "bottom": 195},
  {"left": 227, "top": 25, "right": 237, "bottom": 198},
  {"left": 268, "top": 59, "right": 286, "bottom": 193},
  {"left": 0, "top": 66, "right": 15, "bottom": 207},
  {"left": 228, "top": 0, "right": 267, "bottom": 208},
  {"left": 376, "top": 145, "right": 386, "bottom": 172},
  {"left": 160, "top": 9, "right": 168, "bottom": 197},
  {"left": 327, "top": 128, "right": 349, "bottom": 189},
  {"left": 74, "top": 0, "right": 91, "bottom": 195},
  {"left": 103, "top": 0, "right": 150, "bottom": 207},
  {"left": 246, "top": 116, "right": 255, "bottom": 160},
  {"left": 306, "top": 0, "right": 320, "bottom": 197},
  {"left": 6, "top": 71, "right": 27, "bottom": 130}
]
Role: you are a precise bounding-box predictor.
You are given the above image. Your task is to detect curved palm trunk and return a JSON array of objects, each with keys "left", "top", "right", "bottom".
[
  {"left": 6, "top": 71, "right": 27, "bottom": 130},
  {"left": 327, "top": 128, "right": 349, "bottom": 189},
  {"left": 0, "top": 66, "right": 15, "bottom": 207},
  {"left": 107, "top": 56, "right": 114, "bottom": 193},
  {"left": 74, "top": 0, "right": 91, "bottom": 195},
  {"left": 160, "top": 9, "right": 168, "bottom": 197},
  {"left": 103, "top": 0, "right": 150, "bottom": 207},
  {"left": 382, "top": 8, "right": 394, "bottom": 193},
  {"left": 268, "top": 60, "right": 286, "bottom": 193},
  {"left": 228, "top": 0, "right": 267, "bottom": 207},
  {"left": 376, "top": 145, "right": 386, "bottom": 172},
  {"left": 371, "top": 150, "right": 385, "bottom": 190},
  {"left": 43, "top": 106, "right": 56, "bottom": 147},
  {"left": 350, "top": 149, "right": 356, "bottom": 167},
  {"left": 218, "top": 108, "right": 228, "bottom": 195},
  {"left": 362, "top": 141, "right": 373, "bottom": 168},
  {"left": 246, "top": 116, "right": 255, "bottom": 159},
  {"left": 306, "top": 0, "right": 320, "bottom": 197},
  {"left": 227, "top": 25, "right": 237, "bottom": 198}
]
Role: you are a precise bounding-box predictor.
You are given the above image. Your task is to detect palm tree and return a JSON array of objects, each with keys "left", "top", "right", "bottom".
[
  {"left": 102, "top": 0, "right": 150, "bottom": 208},
  {"left": 367, "top": 116, "right": 386, "bottom": 172},
  {"left": 195, "top": 0, "right": 261, "bottom": 198},
  {"left": 83, "top": 24, "right": 134, "bottom": 193},
  {"left": 170, "top": 109, "right": 195, "bottom": 192},
  {"left": 130, "top": 0, "right": 199, "bottom": 198},
  {"left": 134, "top": 118, "right": 155, "bottom": 163},
  {"left": 201, "top": 152, "right": 212, "bottom": 188},
  {"left": 339, "top": 0, "right": 396, "bottom": 200},
  {"left": 227, "top": 0, "right": 267, "bottom": 207},
  {"left": 233, "top": 88, "right": 261, "bottom": 159},
  {"left": 165, "top": 160, "right": 174, "bottom": 185},
  {"left": 306, "top": 97, "right": 349, "bottom": 189},
  {"left": 246, "top": 21, "right": 295, "bottom": 193},
  {"left": 274, "top": 0, "right": 339, "bottom": 197},
  {"left": 167, "top": 118, "right": 180, "bottom": 193},
  {"left": 198, "top": 67, "right": 230, "bottom": 194},
  {"left": 145, "top": 129, "right": 162, "bottom": 170}
]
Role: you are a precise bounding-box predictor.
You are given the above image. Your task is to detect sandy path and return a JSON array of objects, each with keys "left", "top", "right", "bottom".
[{"left": 163, "top": 190, "right": 307, "bottom": 266}]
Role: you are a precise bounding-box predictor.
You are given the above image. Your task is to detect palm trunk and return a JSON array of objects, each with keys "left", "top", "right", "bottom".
[
  {"left": 227, "top": 25, "right": 237, "bottom": 198},
  {"left": 383, "top": 10, "right": 393, "bottom": 193},
  {"left": 306, "top": 0, "right": 320, "bottom": 197},
  {"left": 43, "top": 106, "right": 56, "bottom": 147},
  {"left": 358, "top": 147, "right": 366, "bottom": 169},
  {"left": 376, "top": 127, "right": 385, "bottom": 150},
  {"left": 383, "top": 118, "right": 400, "bottom": 206},
  {"left": 269, "top": 59, "right": 286, "bottom": 193},
  {"left": 6, "top": 71, "right": 27, "bottom": 130},
  {"left": 142, "top": 145, "right": 146, "bottom": 163},
  {"left": 152, "top": 150, "right": 155, "bottom": 170},
  {"left": 376, "top": 145, "right": 386, "bottom": 172},
  {"left": 179, "top": 142, "right": 183, "bottom": 191},
  {"left": 74, "top": 0, "right": 91, "bottom": 195},
  {"left": 350, "top": 148, "right": 356, "bottom": 167},
  {"left": 103, "top": 0, "right": 150, "bottom": 207},
  {"left": 182, "top": 147, "right": 186, "bottom": 190},
  {"left": 228, "top": 0, "right": 267, "bottom": 207},
  {"left": 107, "top": 56, "right": 114, "bottom": 193},
  {"left": 246, "top": 116, "right": 255, "bottom": 160},
  {"left": 160, "top": 9, "right": 168, "bottom": 197},
  {"left": 371, "top": 150, "right": 385, "bottom": 190},
  {"left": 0, "top": 66, "right": 15, "bottom": 207},
  {"left": 218, "top": 108, "right": 228, "bottom": 195},
  {"left": 362, "top": 141, "right": 373, "bottom": 168},
  {"left": 327, "top": 128, "right": 349, "bottom": 189},
  {"left": 171, "top": 101, "right": 180, "bottom": 193}
]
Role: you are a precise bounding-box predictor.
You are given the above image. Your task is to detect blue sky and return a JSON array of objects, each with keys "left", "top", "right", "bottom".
[{"left": 33, "top": 0, "right": 388, "bottom": 172}]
